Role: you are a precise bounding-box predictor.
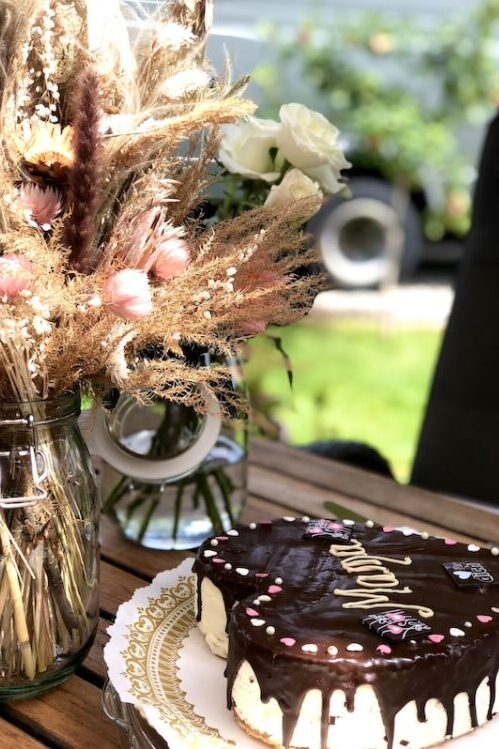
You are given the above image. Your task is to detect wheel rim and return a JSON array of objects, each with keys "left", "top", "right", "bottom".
[{"left": 319, "top": 198, "right": 404, "bottom": 287}]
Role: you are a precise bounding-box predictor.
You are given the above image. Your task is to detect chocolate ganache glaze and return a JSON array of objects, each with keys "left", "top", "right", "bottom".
[{"left": 193, "top": 518, "right": 499, "bottom": 749}]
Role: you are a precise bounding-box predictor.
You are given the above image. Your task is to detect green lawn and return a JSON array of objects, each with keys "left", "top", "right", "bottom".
[{"left": 246, "top": 321, "right": 442, "bottom": 482}]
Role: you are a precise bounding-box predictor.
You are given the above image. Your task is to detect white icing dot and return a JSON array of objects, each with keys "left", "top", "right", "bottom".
[
  {"left": 224, "top": 563, "right": 232, "bottom": 571},
  {"left": 327, "top": 645, "right": 338, "bottom": 656},
  {"left": 236, "top": 568, "right": 249, "bottom": 576},
  {"left": 266, "top": 626, "right": 276, "bottom": 636},
  {"left": 365, "top": 520, "right": 374, "bottom": 529},
  {"left": 249, "top": 523, "right": 257, "bottom": 530},
  {"left": 253, "top": 599, "right": 260, "bottom": 606},
  {"left": 283, "top": 516, "right": 295, "bottom": 522},
  {"left": 302, "top": 516, "right": 310, "bottom": 522},
  {"left": 464, "top": 622, "right": 472, "bottom": 628},
  {"left": 343, "top": 519, "right": 355, "bottom": 526},
  {"left": 302, "top": 644, "right": 318, "bottom": 654},
  {"left": 275, "top": 577, "right": 283, "bottom": 585},
  {"left": 450, "top": 628, "right": 465, "bottom": 637},
  {"left": 259, "top": 595, "right": 272, "bottom": 602},
  {"left": 421, "top": 532, "right": 429, "bottom": 540},
  {"left": 347, "top": 643, "right": 363, "bottom": 652},
  {"left": 227, "top": 530, "right": 239, "bottom": 537},
  {"left": 251, "top": 619, "right": 266, "bottom": 627},
  {"left": 467, "top": 544, "right": 480, "bottom": 552},
  {"left": 210, "top": 539, "right": 219, "bottom": 547},
  {"left": 203, "top": 550, "right": 217, "bottom": 558},
  {"left": 491, "top": 547, "right": 499, "bottom": 556}
]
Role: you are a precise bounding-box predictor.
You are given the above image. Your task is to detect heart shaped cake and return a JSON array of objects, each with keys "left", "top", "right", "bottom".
[{"left": 193, "top": 518, "right": 499, "bottom": 749}]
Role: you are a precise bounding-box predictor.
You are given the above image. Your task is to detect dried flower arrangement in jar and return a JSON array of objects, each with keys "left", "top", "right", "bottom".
[{"left": 0, "top": 0, "right": 349, "bottom": 696}]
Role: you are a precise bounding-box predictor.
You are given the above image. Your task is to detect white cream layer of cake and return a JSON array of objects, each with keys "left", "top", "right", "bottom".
[
  {"left": 195, "top": 575, "right": 229, "bottom": 658},
  {"left": 232, "top": 660, "right": 499, "bottom": 749}
]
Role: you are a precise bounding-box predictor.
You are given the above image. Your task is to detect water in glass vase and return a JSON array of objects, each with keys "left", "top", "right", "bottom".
[{"left": 106, "top": 432, "right": 246, "bottom": 550}]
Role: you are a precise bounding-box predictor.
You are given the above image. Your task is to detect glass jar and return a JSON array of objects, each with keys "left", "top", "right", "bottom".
[
  {"left": 103, "top": 680, "right": 168, "bottom": 749},
  {"left": 100, "top": 361, "right": 248, "bottom": 551},
  {"left": 0, "top": 392, "right": 99, "bottom": 700}
]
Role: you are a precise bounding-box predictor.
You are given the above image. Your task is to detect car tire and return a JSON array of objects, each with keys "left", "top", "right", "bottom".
[{"left": 309, "top": 177, "right": 423, "bottom": 288}]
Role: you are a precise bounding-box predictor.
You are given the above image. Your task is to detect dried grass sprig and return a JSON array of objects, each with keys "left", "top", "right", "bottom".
[{"left": 63, "top": 69, "right": 102, "bottom": 273}]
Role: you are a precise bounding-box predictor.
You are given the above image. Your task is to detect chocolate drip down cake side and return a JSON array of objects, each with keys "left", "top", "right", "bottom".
[{"left": 192, "top": 518, "right": 499, "bottom": 749}]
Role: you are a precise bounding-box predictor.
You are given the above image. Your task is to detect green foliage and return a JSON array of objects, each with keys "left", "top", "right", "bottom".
[
  {"left": 246, "top": 321, "right": 442, "bottom": 482},
  {"left": 258, "top": 0, "right": 499, "bottom": 239}
]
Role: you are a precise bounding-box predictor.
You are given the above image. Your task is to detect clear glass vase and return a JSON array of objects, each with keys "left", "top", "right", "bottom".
[
  {"left": 0, "top": 392, "right": 99, "bottom": 700},
  {"left": 101, "top": 364, "right": 248, "bottom": 551}
]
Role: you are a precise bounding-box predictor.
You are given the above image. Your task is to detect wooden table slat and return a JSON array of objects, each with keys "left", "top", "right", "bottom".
[
  {"left": 0, "top": 716, "right": 51, "bottom": 749},
  {"left": 249, "top": 465, "right": 481, "bottom": 544},
  {"left": 250, "top": 440, "right": 499, "bottom": 543},
  {"left": 1, "top": 677, "right": 122, "bottom": 749}
]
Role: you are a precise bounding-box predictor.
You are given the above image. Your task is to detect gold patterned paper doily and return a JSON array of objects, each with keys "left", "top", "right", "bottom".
[{"left": 120, "top": 572, "right": 235, "bottom": 749}]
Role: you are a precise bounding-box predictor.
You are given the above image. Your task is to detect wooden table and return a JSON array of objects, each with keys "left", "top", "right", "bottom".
[{"left": 0, "top": 440, "right": 498, "bottom": 749}]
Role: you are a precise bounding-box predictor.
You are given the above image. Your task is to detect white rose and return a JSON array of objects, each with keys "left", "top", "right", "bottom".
[
  {"left": 265, "top": 169, "right": 323, "bottom": 220},
  {"left": 277, "top": 103, "right": 350, "bottom": 194},
  {"left": 219, "top": 118, "right": 282, "bottom": 182}
]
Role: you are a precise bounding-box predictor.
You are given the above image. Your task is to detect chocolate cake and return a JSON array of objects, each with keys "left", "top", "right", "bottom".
[{"left": 193, "top": 517, "right": 499, "bottom": 749}]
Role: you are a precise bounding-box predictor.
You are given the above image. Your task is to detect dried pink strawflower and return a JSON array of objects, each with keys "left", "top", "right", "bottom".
[
  {"left": 0, "top": 254, "right": 34, "bottom": 299},
  {"left": 149, "top": 237, "right": 190, "bottom": 281},
  {"left": 18, "top": 183, "right": 62, "bottom": 231},
  {"left": 103, "top": 269, "right": 153, "bottom": 321}
]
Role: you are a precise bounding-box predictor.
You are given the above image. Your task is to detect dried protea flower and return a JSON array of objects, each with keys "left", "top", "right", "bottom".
[
  {"left": 0, "top": 254, "right": 34, "bottom": 299},
  {"left": 103, "top": 269, "right": 153, "bottom": 321},
  {"left": 149, "top": 237, "right": 191, "bottom": 282},
  {"left": 15, "top": 121, "right": 75, "bottom": 178},
  {"left": 18, "top": 183, "right": 62, "bottom": 231}
]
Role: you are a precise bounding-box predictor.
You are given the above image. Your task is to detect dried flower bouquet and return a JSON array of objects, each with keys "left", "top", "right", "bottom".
[{"left": 0, "top": 0, "right": 348, "bottom": 684}]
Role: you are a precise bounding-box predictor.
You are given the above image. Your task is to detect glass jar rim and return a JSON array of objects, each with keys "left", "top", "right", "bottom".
[{"left": 0, "top": 390, "right": 81, "bottom": 427}]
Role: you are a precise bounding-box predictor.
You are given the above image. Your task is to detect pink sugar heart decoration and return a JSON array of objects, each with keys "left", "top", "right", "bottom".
[
  {"left": 387, "top": 613, "right": 405, "bottom": 623},
  {"left": 255, "top": 573, "right": 269, "bottom": 579},
  {"left": 216, "top": 536, "right": 229, "bottom": 541},
  {"left": 477, "top": 615, "right": 493, "bottom": 623},
  {"left": 212, "top": 558, "right": 225, "bottom": 564},
  {"left": 429, "top": 634, "right": 445, "bottom": 644},
  {"left": 383, "top": 527, "right": 395, "bottom": 533},
  {"left": 387, "top": 625, "right": 403, "bottom": 635},
  {"left": 246, "top": 608, "right": 259, "bottom": 618},
  {"left": 377, "top": 644, "right": 392, "bottom": 655},
  {"left": 444, "top": 538, "right": 457, "bottom": 546},
  {"left": 280, "top": 637, "right": 296, "bottom": 647},
  {"left": 268, "top": 585, "right": 283, "bottom": 594}
]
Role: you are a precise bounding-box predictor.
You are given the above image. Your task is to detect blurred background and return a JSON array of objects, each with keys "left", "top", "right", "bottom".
[{"left": 145, "top": 0, "right": 499, "bottom": 484}]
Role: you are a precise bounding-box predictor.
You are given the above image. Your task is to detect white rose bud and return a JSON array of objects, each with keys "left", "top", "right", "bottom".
[
  {"left": 265, "top": 169, "right": 322, "bottom": 220},
  {"left": 219, "top": 117, "right": 282, "bottom": 182},
  {"left": 277, "top": 103, "right": 351, "bottom": 194}
]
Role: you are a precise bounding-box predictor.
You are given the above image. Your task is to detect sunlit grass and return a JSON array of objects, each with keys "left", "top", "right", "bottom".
[{"left": 246, "top": 320, "right": 442, "bottom": 482}]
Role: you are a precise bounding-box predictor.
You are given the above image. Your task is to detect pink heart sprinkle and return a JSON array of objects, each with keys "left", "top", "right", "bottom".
[
  {"left": 255, "top": 573, "right": 269, "bottom": 579},
  {"left": 268, "top": 585, "right": 283, "bottom": 594},
  {"left": 377, "top": 644, "right": 392, "bottom": 655},
  {"left": 477, "top": 615, "right": 493, "bottom": 624},
  {"left": 387, "top": 613, "right": 405, "bottom": 623},
  {"left": 246, "top": 608, "right": 259, "bottom": 618},
  {"left": 429, "top": 634, "right": 445, "bottom": 644},
  {"left": 387, "top": 625, "right": 403, "bottom": 635},
  {"left": 444, "top": 538, "right": 457, "bottom": 546},
  {"left": 280, "top": 637, "right": 296, "bottom": 647},
  {"left": 212, "top": 558, "right": 225, "bottom": 564},
  {"left": 383, "top": 526, "right": 395, "bottom": 533}
]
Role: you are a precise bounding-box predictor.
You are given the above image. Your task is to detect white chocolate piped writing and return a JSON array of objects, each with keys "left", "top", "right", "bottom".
[{"left": 330, "top": 539, "right": 434, "bottom": 619}]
